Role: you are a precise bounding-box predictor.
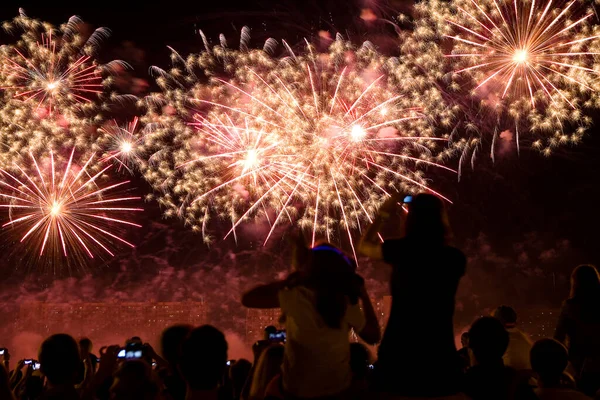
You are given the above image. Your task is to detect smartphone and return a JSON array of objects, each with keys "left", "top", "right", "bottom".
[
  {"left": 124, "top": 343, "right": 144, "bottom": 359},
  {"left": 368, "top": 364, "right": 374, "bottom": 370},
  {"left": 117, "top": 349, "right": 126, "bottom": 359},
  {"left": 33, "top": 363, "right": 41, "bottom": 370},
  {"left": 24, "top": 359, "right": 33, "bottom": 365},
  {"left": 226, "top": 359, "right": 235, "bottom": 366},
  {"left": 268, "top": 330, "right": 286, "bottom": 343},
  {"left": 403, "top": 195, "right": 413, "bottom": 204},
  {"left": 0, "top": 348, "right": 5, "bottom": 355}
]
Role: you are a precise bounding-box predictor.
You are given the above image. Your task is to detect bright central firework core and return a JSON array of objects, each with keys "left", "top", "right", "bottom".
[
  {"left": 46, "top": 81, "right": 59, "bottom": 90},
  {"left": 350, "top": 125, "right": 367, "bottom": 142},
  {"left": 512, "top": 49, "right": 529, "bottom": 65},
  {"left": 49, "top": 201, "right": 62, "bottom": 217},
  {"left": 243, "top": 150, "right": 259, "bottom": 170},
  {"left": 120, "top": 141, "right": 133, "bottom": 153}
]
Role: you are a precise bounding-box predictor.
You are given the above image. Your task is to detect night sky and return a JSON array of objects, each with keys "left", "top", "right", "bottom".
[{"left": 0, "top": 0, "right": 599, "bottom": 286}]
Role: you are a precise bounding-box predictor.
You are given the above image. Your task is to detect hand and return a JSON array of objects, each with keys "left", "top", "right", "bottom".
[
  {"left": 378, "top": 193, "right": 404, "bottom": 216},
  {"left": 143, "top": 343, "right": 157, "bottom": 359},
  {"left": 98, "top": 345, "right": 120, "bottom": 373},
  {"left": 16, "top": 359, "right": 26, "bottom": 370}
]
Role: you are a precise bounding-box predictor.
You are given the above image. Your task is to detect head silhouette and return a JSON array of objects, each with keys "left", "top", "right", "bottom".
[
  {"left": 569, "top": 264, "right": 600, "bottom": 300},
  {"left": 78, "top": 337, "right": 93, "bottom": 358},
  {"left": 39, "top": 334, "right": 81, "bottom": 386},
  {"left": 160, "top": 324, "right": 193, "bottom": 367},
  {"left": 405, "top": 193, "right": 449, "bottom": 245},
  {"left": 249, "top": 344, "right": 284, "bottom": 400},
  {"left": 179, "top": 325, "right": 228, "bottom": 391},
  {"left": 264, "top": 325, "right": 277, "bottom": 341},
  {"left": 230, "top": 359, "right": 252, "bottom": 398},
  {"left": 468, "top": 317, "right": 509, "bottom": 365},
  {"left": 492, "top": 305, "right": 518, "bottom": 329},
  {"left": 530, "top": 339, "right": 569, "bottom": 387},
  {"left": 111, "top": 360, "right": 160, "bottom": 400},
  {"left": 306, "top": 244, "right": 361, "bottom": 329}
]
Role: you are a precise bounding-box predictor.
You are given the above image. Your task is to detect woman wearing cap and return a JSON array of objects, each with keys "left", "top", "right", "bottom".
[{"left": 242, "top": 239, "right": 380, "bottom": 400}]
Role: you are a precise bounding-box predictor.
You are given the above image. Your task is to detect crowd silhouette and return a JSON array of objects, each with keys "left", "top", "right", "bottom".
[{"left": 1, "top": 194, "right": 599, "bottom": 400}]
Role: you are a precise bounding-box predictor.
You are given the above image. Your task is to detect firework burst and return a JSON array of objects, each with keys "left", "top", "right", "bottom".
[
  {"left": 0, "top": 10, "right": 121, "bottom": 114},
  {"left": 144, "top": 33, "right": 454, "bottom": 250},
  {"left": 98, "top": 117, "right": 147, "bottom": 174},
  {"left": 403, "top": 0, "right": 599, "bottom": 160},
  {"left": 0, "top": 149, "right": 142, "bottom": 268},
  {"left": 445, "top": 0, "right": 600, "bottom": 108}
]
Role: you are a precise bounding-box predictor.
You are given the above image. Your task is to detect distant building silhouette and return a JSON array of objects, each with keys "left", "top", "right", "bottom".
[{"left": 17, "top": 301, "right": 207, "bottom": 344}]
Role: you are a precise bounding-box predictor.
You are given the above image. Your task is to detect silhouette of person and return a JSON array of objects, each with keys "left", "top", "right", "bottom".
[
  {"left": 465, "top": 317, "right": 535, "bottom": 400},
  {"left": 531, "top": 338, "right": 592, "bottom": 400},
  {"left": 38, "top": 334, "right": 81, "bottom": 400},
  {"left": 492, "top": 305, "right": 533, "bottom": 371},
  {"left": 359, "top": 193, "right": 466, "bottom": 397},
  {"left": 179, "top": 325, "right": 228, "bottom": 400},
  {"left": 242, "top": 241, "right": 380, "bottom": 398},
  {"left": 555, "top": 265, "right": 600, "bottom": 396}
]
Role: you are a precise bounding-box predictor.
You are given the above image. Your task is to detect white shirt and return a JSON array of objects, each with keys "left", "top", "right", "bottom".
[
  {"left": 504, "top": 328, "right": 533, "bottom": 370},
  {"left": 535, "top": 388, "right": 592, "bottom": 400},
  {"left": 279, "top": 286, "right": 366, "bottom": 398}
]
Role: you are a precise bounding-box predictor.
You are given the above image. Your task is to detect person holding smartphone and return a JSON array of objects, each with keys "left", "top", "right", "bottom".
[
  {"left": 242, "top": 239, "right": 380, "bottom": 399},
  {"left": 359, "top": 193, "right": 466, "bottom": 398}
]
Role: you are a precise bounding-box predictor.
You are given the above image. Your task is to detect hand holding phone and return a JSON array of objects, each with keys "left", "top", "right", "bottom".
[{"left": 268, "top": 330, "right": 286, "bottom": 343}]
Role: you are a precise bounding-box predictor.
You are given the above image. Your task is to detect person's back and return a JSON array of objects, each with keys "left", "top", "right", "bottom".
[
  {"left": 279, "top": 284, "right": 366, "bottom": 398},
  {"left": 38, "top": 333, "right": 81, "bottom": 400},
  {"left": 110, "top": 360, "right": 160, "bottom": 400},
  {"left": 464, "top": 317, "right": 535, "bottom": 400},
  {"left": 555, "top": 265, "right": 600, "bottom": 396},
  {"left": 359, "top": 193, "right": 466, "bottom": 396},
  {"left": 242, "top": 243, "right": 380, "bottom": 399},
  {"left": 492, "top": 305, "right": 533, "bottom": 371},
  {"left": 531, "top": 338, "right": 592, "bottom": 400},
  {"left": 160, "top": 324, "right": 193, "bottom": 400},
  {"left": 376, "top": 239, "right": 465, "bottom": 396},
  {"left": 180, "top": 325, "right": 229, "bottom": 400},
  {"left": 248, "top": 345, "right": 284, "bottom": 400}
]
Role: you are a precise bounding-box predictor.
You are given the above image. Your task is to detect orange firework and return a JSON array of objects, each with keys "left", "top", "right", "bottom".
[
  {"left": 444, "top": 0, "right": 600, "bottom": 108},
  {"left": 0, "top": 149, "right": 142, "bottom": 263}
]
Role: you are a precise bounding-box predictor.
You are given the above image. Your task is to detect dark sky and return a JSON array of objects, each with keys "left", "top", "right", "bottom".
[{"left": 1, "top": 0, "right": 599, "bottom": 275}]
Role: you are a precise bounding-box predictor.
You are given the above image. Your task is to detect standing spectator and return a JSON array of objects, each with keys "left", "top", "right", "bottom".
[
  {"left": 160, "top": 324, "right": 193, "bottom": 400},
  {"left": 248, "top": 345, "right": 284, "bottom": 400},
  {"left": 242, "top": 241, "right": 380, "bottom": 399},
  {"left": 77, "top": 337, "right": 98, "bottom": 384},
  {"left": 531, "top": 339, "right": 591, "bottom": 400},
  {"left": 465, "top": 317, "right": 535, "bottom": 400},
  {"left": 179, "top": 325, "right": 228, "bottom": 400},
  {"left": 359, "top": 193, "right": 466, "bottom": 397},
  {"left": 493, "top": 305, "right": 533, "bottom": 371},
  {"left": 229, "top": 359, "right": 251, "bottom": 400},
  {"left": 555, "top": 265, "right": 600, "bottom": 396},
  {"left": 110, "top": 360, "right": 161, "bottom": 400},
  {"left": 38, "top": 333, "right": 82, "bottom": 400},
  {"left": 0, "top": 363, "right": 16, "bottom": 400}
]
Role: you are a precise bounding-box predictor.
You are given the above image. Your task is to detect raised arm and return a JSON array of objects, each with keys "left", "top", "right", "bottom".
[
  {"left": 358, "top": 193, "right": 403, "bottom": 260},
  {"left": 241, "top": 281, "right": 287, "bottom": 309}
]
